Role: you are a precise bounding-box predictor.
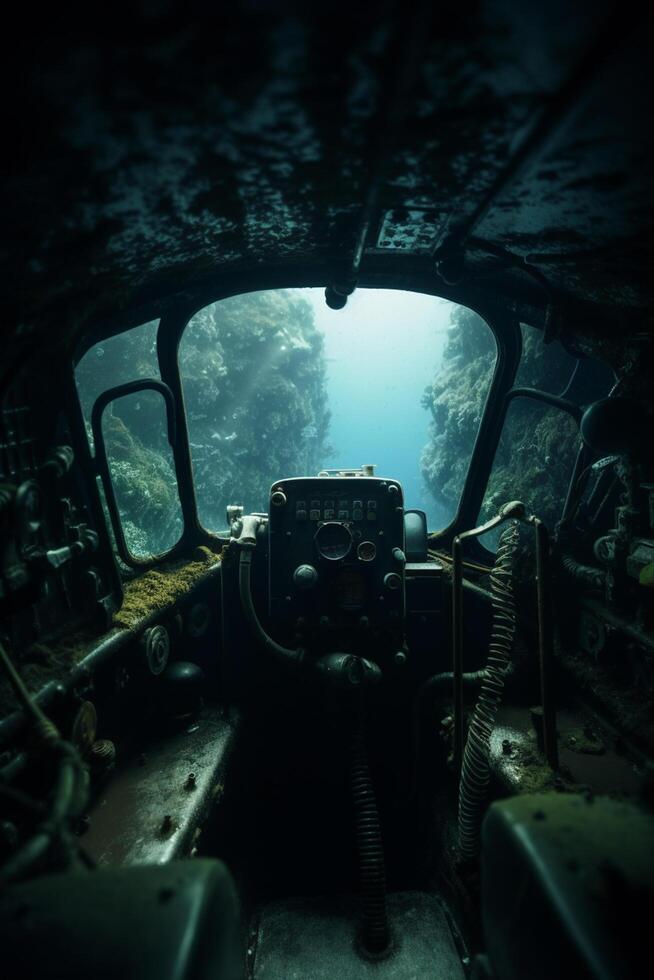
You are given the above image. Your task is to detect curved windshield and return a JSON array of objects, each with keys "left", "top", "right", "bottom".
[{"left": 179, "top": 288, "right": 496, "bottom": 532}]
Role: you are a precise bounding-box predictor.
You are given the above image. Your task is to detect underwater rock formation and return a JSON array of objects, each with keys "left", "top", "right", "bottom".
[
  {"left": 103, "top": 412, "right": 182, "bottom": 558},
  {"left": 180, "top": 289, "right": 330, "bottom": 530},
  {"left": 421, "top": 306, "right": 579, "bottom": 538},
  {"left": 76, "top": 290, "right": 330, "bottom": 554}
]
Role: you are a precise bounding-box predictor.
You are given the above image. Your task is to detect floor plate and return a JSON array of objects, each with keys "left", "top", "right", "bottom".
[{"left": 251, "top": 891, "right": 465, "bottom": 980}]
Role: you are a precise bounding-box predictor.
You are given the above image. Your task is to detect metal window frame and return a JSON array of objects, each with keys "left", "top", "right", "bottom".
[
  {"left": 90, "top": 379, "right": 185, "bottom": 569},
  {"left": 72, "top": 260, "right": 599, "bottom": 574}
]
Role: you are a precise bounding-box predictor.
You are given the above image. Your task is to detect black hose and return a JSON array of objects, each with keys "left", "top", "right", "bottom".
[
  {"left": 0, "top": 641, "right": 89, "bottom": 885},
  {"left": 560, "top": 553, "right": 605, "bottom": 590},
  {"left": 0, "top": 640, "right": 60, "bottom": 745},
  {"left": 351, "top": 717, "right": 390, "bottom": 956},
  {"left": 238, "top": 549, "right": 303, "bottom": 666},
  {"left": 405, "top": 670, "right": 488, "bottom": 802},
  {"left": 419, "top": 669, "right": 487, "bottom": 704},
  {"left": 0, "top": 743, "right": 87, "bottom": 885},
  {"left": 458, "top": 522, "right": 519, "bottom": 860}
]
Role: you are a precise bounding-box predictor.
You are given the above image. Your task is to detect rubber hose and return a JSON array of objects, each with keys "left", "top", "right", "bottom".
[
  {"left": 351, "top": 719, "right": 390, "bottom": 955},
  {"left": 238, "top": 549, "right": 303, "bottom": 666},
  {"left": 0, "top": 745, "right": 86, "bottom": 885},
  {"left": 419, "top": 669, "right": 487, "bottom": 704},
  {"left": 407, "top": 670, "right": 488, "bottom": 802},
  {"left": 458, "top": 522, "right": 519, "bottom": 860},
  {"left": 0, "top": 757, "right": 71, "bottom": 884},
  {"left": 560, "top": 553, "right": 605, "bottom": 590}
]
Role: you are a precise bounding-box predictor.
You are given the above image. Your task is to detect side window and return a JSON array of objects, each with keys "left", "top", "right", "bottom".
[
  {"left": 513, "top": 323, "right": 578, "bottom": 392},
  {"left": 75, "top": 319, "right": 160, "bottom": 448},
  {"left": 476, "top": 325, "right": 590, "bottom": 549},
  {"left": 100, "top": 389, "right": 183, "bottom": 561},
  {"left": 478, "top": 397, "right": 580, "bottom": 549}
]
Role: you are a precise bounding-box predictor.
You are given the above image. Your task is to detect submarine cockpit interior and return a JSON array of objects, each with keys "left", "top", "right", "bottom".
[{"left": 1, "top": 5, "right": 653, "bottom": 979}]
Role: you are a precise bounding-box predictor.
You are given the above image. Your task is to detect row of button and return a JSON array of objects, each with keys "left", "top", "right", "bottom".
[
  {"left": 297, "top": 499, "right": 377, "bottom": 511},
  {"left": 296, "top": 509, "right": 377, "bottom": 522}
]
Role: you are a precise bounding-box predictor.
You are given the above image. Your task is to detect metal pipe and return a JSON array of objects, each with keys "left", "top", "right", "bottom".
[
  {"left": 506, "top": 387, "right": 583, "bottom": 422},
  {"left": 560, "top": 443, "right": 592, "bottom": 526},
  {"left": 0, "top": 561, "right": 223, "bottom": 751},
  {"left": 581, "top": 597, "right": 654, "bottom": 656},
  {"left": 452, "top": 537, "right": 464, "bottom": 772}
]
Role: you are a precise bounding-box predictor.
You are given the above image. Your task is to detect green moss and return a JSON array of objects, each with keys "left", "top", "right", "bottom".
[
  {"left": 113, "top": 549, "right": 220, "bottom": 628},
  {"left": 564, "top": 727, "right": 606, "bottom": 755},
  {"left": 0, "top": 630, "right": 100, "bottom": 719},
  {"left": 512, "top": 744, "right": 560, "bottom": 794},
  {"left": 0, "top": 549, "right": 223, "bottom": 720}
]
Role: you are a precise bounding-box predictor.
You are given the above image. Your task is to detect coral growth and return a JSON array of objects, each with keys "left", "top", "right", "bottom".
[
  {"left": 179, "top": 289, "right": 330, "bottom": 529},
  {"left": 421, "top": 307, "right": 580, "bottom": 539}
]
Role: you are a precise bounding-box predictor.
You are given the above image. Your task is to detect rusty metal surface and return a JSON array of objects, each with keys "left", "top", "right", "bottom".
[
  {"left": 83, "top": 703, "right": 239, "bottom": 866},
  {"left": 489, "top": 705, "right": 646, "bottom": 799},
  {"left": 2, "top": 2, "right": 653, "bottom": 377}
]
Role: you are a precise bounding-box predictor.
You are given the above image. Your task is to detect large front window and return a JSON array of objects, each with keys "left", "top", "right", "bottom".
[{"left": 178, "top": 288, "right": 496, "bottom": 533}]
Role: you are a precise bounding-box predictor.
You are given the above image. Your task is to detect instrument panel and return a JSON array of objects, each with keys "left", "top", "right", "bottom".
[{"left": 268, "top": 477, "right": 405, "bottom": 631}]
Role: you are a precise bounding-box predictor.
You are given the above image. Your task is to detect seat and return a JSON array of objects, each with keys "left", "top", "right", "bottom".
[
  {"left": 0, "top": 858, "right": 244, "bottom": 980},
  {"left": 478, "top": 792, "right": 654, "bottom": 980}
]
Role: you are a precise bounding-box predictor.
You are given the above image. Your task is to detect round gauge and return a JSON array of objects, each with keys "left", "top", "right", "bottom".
[
  {"left": 357, "top": 540, "right": 377, "bottom": 562},
  {"left": 314, "top": 521, "right": 352, "bottom": 561}
]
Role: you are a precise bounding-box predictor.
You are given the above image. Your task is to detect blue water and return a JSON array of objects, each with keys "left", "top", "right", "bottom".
[{"left": 302, "top": 288, "right": 453, "bottom": 529}]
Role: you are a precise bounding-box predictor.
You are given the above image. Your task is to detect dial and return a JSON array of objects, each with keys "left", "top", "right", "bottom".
[
  {"left": 314, "top": 521, "right": 352, "bottom": 561},
  {"left": 357, "top": 540, "right": 377, "bottom": 562}
]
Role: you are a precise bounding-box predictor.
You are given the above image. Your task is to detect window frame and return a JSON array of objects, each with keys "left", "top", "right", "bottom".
[
  {"left": 72, "top": 265, "right": 570, "bottom": 573},
  {"left": 469, "top": 351, "right": 615, "bottom": 560},
  {"left": 91, "top": 379, "right": 183, "bottom": 569}
]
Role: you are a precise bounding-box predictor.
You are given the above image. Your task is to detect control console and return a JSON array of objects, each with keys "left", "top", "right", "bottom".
[{"left": 268, "top": 476, "right": 405, "bottom": 632}]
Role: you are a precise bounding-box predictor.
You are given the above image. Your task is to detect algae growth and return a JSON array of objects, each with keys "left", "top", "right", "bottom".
[
  {"left": 113, "top": 546, "right": 220, "bottom": 629},
  {"left": 0, "top": 630, "right": 100, "bottom": 718},
  {"left": 0, "top": 549, "right": 221, "bottom": 719}
]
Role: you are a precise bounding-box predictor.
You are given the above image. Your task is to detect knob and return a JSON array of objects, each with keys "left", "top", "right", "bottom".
[
  {"left": 383, "top": 572, "right": 402, "bottom": 591},
  {"left": 293, "top": 564, "right": 319, "bottom": 590},
  {"left": 270, "top": 490, "right": 287, "bottom": 507},
  {"left": 392, "top": 548, "right": 406, "bottom": 564}
]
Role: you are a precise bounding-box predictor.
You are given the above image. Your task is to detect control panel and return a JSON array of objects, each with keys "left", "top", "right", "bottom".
[{"left": 268, "top": 476, "right": 405, "bottom": 630}]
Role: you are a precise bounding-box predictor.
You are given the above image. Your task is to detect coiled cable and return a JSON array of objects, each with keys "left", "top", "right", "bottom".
[
  {"left": 458, "top": 521, "right": 519, "bottom": 860},
  {"left": 560, "top": 553, "right": 605, "bottom": 590},
  {"left": 0, "top": 640, "right": 89, "bottom": 884},
  {"left": 351, "top": 716, "right": 390, "bottom": 956}
]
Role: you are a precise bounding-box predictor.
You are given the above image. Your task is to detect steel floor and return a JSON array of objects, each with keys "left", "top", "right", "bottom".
[{"left": 250, "top": 891, "right": 465, "bottom": 980}]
